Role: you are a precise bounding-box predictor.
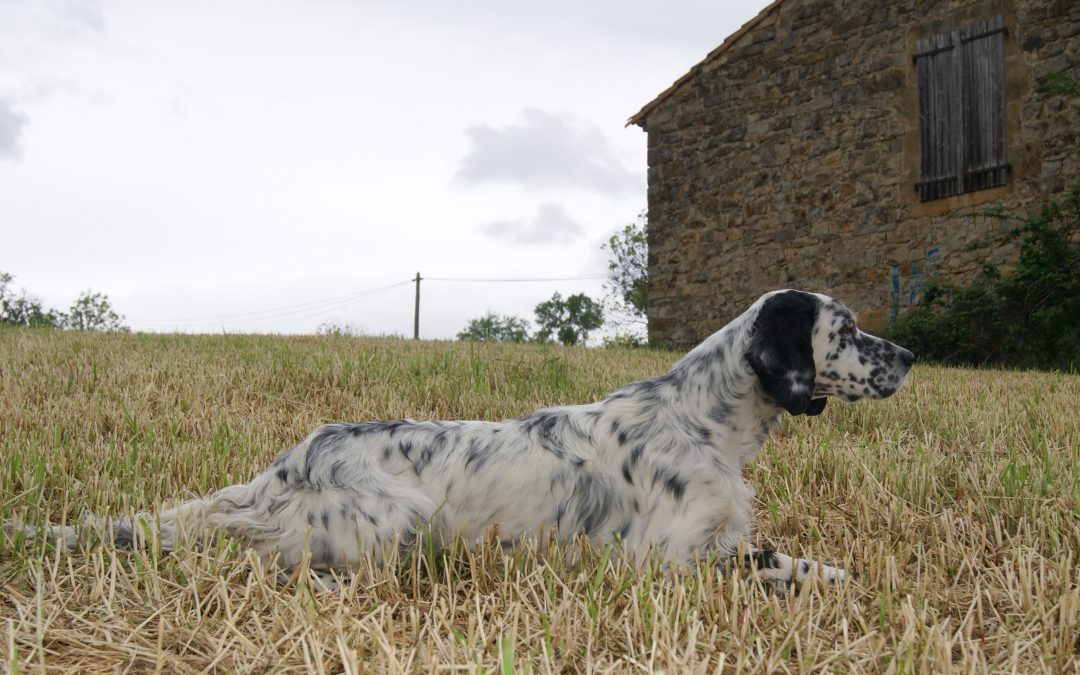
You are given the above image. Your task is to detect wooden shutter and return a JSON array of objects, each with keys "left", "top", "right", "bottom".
[
  {"left": 959, "top": 17, "right": 1007, "bottom": 192},
  {"left": 915, "top": 16, "right": 1007, "bottom": 201},
  {"left": 916, "top": 30, "right": 961, "bottom": 201}
]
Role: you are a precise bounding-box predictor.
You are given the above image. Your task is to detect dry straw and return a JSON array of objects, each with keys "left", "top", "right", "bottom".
[{"left": 0, "top": 329, "right": 1077, "bottom": 672}]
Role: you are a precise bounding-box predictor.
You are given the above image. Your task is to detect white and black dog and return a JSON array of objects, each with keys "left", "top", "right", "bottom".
[{"left": 18, "top": 290, "right": 913, "bottom": 589}]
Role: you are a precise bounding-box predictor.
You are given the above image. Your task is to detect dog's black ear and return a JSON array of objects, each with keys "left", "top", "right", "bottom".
[{"left": 745, "top": 291, "right": 820, "bottom": 416}]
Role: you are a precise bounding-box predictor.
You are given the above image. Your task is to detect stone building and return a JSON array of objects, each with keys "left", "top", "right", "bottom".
[{"left": 629, "top": 0, "right": 1079, "bottom": 346}]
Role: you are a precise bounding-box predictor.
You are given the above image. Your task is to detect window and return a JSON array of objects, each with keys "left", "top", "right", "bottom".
[{"left": 915, "top": 16, "right": 1007, "bottom": 202}]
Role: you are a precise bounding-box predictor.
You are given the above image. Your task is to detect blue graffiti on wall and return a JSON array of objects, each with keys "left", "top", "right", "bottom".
[{"left": 889, "top": 247, "right": 942, "bottom": 321}]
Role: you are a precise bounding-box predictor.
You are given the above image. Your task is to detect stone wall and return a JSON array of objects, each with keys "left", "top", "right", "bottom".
[{"left": 633, "top": 0, "right": 1080, "bottom": 347}]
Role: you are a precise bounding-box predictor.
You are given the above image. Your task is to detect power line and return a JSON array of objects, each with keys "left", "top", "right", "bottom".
[
  {"left": 424, "top": 274, "right": 607, "bottom": 283},
  {"left": 238, "top": 282, "right": 417, "bottom": 331},
  {"left": 131, "top": 280, "right": 414, "bottom": 325}
]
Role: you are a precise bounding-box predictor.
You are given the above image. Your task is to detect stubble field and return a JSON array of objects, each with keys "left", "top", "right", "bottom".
[{"left": 0, "top": 328, "right": 1077, "bottom": 673}]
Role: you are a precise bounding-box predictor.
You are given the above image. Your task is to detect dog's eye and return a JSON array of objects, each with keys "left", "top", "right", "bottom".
[{"left": 838, "top": 324, "right": 854, "bottom": 336}]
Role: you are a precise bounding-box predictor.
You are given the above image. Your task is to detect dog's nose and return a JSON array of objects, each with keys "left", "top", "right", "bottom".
[{"left": 899, "top": 348, "right": 915, "bottom": 368}]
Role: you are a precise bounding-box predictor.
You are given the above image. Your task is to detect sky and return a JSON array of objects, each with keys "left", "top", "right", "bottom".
[{"left": 0, "top": 0, "right": 767, "bottom": 339}]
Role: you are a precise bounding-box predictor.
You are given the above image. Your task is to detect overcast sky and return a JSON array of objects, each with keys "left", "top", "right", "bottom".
[{"left": 1, "top": 0, "right": 767, "bottom": 338}]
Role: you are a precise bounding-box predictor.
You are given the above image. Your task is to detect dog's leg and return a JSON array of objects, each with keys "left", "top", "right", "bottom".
[
  {"left": 709, "top": 544, "right": 847, "bottom": 593},
  {"left": 741, "top": 545, "right": 847, "bottom": 589}
]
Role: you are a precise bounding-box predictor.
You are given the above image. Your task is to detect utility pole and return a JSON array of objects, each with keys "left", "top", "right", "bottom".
[{"left": 413, "top": 272, "right": 421, "bottom": 340}]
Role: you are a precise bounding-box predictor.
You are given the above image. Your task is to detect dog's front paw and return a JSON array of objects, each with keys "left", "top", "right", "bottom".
[{"left": 764, "top": 578, "right": 791, "bottom": 596}]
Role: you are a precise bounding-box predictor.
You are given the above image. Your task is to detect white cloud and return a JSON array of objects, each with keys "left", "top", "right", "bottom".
[
  {"left": 0, "top": 0, "right": 104, "bottom": 40},
  {"left": 19, "top": 76, "right": 108, "bottom": 106},
  {"left": 0, "top": 98, "right": 29, "bottom": 159},
  {"left": 454, "top": 108, "right": 643, "bottom": 196},
  {"left": 481, "top": 202, "right": 585, "bottom": 245}
]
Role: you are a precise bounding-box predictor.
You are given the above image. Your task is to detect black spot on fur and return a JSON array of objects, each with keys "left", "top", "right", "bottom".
[
  {"left": 464, "top": 438, "right": 492, "bottom": 471},
  {"left": 524, "top": 411, "right": 567, "bottom": 457},
  {"left": 345, "top": 507, "right": 380, "bottom": 529},
  {"left": 651, "top": 468, "right": 686, "bottom": 502},
  {"left": 415, "top": 447, "right": 434, "bottom": 474},
  {"left": 747, "top": 549, "right": 781, "bottom": 570},
  {"left": 666, "top": 368, "right": 687, "bottom": 391},
  {"left": 305, "top": 427, "right": 346, "bottom": 481},
  {"left": 328, "top": 460, "right": 346, "bottom": 486},
  {"left": 664, "top": 473, "right": 687, "bottom": 502},
  {"left": 346, "top": 420, "right": 411, "bottom": 437},
  {"left": 617, "top": 377, "right": 666, "bottom": 403},
  {"left": 745, "top": 291, "right": 821, "bottom": 416},
  {"left": 708, "top": 401, "right": 732, "bottom": 424},
  {"left": 431, "top": 429, "right": 451, "bottom": 453},
  {"left": 565, "top": 474, "right": 612, "bottom": 534},
  {"left": 693, "top": 424, "right": 711, "bottom": 443}
]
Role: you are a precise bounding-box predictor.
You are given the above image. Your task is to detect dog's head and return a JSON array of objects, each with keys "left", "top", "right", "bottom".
[{"left": 744, "top": 290, "right": 915, "bottom": 416}]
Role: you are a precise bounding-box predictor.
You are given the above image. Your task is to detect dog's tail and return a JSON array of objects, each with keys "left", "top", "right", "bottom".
[
  {"left": 5, "top": 496, "right": 218, "bottom": 554},
  {"left": 5, "top": 478, "right": 314, "bottom": 571}
]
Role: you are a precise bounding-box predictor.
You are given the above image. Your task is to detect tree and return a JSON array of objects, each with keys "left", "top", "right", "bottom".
[
  {"left": 2, "top": 272, "right": 127, "bottom": 331},
  {"left": 602, "top": 210, "right": 648, "bottom": 328},
  {"left": 533, "top": 292, "right": 603, "bottom": 346},
  {"left": 0, "top": 272, "right": 62, "bottom": 327},
  {"left": 457, "top": 312, "right": 530, "bottom": 343},
  {"left": 63, "top": 290, "right": 127, "bottom": 331},
  {"left": 317, "top": 320, "right": 364, "bottom": 337},
  {"left": 601, "top": 211, "right": 649, "bottom": 345}
]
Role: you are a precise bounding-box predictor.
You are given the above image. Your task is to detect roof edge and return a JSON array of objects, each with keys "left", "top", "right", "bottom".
[{"left": 626, "top": 0, "right": 789, "bottom": 128}]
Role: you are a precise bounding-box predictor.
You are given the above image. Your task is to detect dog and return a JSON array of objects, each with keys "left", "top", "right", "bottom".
[{"left": 15, "top": 289, "right": 913, "bottom": 589}]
